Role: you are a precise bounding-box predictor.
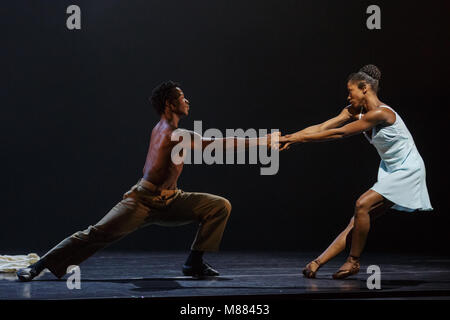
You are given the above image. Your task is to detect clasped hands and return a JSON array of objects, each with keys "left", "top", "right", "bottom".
[{"left": 265, "top": 132, "right": 304, "bottom": 151}]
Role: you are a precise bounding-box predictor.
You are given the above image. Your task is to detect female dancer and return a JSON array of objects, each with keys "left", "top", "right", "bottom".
[{"left": 279, "top": 65, "right": 433, "bottom": 279}]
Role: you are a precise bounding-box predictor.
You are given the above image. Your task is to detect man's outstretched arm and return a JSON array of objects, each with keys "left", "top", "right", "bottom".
[{"left": 171, "top": 129, "right": 280, "bottom": 151}]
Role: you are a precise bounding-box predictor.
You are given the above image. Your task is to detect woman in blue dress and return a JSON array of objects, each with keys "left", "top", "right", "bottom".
[{"left": 279, "top": 64, "right": 433, "bottom": 279}]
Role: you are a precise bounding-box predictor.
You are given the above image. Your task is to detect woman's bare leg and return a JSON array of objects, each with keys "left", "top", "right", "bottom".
[
  {"left": 350, "top": 190, "right": 392, "bottom": 257},
  {"left": 332, "top": 189, "right": 393, "bottom": 279},
  {"left": 305, "top": 190, "right": 392, "bottom": 274},
  {"left": 314, "top": 218, "right": 355, "bottom": 267}
]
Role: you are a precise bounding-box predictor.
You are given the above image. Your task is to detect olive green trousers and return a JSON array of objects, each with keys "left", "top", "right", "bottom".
[{"left": 41, "top": 179, "right": 232, "bottom": 278}]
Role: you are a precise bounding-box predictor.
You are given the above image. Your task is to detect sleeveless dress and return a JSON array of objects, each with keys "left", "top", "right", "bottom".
[{"left": 359, "top": 105, "right": 433, "bottom": 212}]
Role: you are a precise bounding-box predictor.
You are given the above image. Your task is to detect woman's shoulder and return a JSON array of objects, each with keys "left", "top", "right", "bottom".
[{"left": 377, "top": 105, "right": 397, "bottom": 126}]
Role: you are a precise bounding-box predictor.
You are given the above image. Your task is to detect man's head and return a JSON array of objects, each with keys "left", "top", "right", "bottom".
[
  {"left": 347, "top": 64, "right": 381, "bottom": 107},
  {"left": 150, "top": 81, "right": 190, "bottom": 117}
]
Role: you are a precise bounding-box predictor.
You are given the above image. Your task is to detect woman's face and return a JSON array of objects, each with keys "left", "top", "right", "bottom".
[{"left": 347, "top": 81, "right": 366, "bottom": 108}]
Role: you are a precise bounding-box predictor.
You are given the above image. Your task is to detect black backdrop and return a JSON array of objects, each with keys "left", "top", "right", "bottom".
[{"left": 2, "top": 0, "right": 449, "bottom": 255}]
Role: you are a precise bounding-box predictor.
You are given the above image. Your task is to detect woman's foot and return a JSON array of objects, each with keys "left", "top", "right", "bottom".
[
  {"left": 332, "top": 255, "right": 360, "bottom": 280},
  {"left": 302, "top": 259, "right": 321, "bottom": 278}
]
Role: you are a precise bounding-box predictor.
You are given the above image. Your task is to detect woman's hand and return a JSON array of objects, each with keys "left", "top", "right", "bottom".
[{"left": 279, "top": 133, "right": 305, "bottom": 151}]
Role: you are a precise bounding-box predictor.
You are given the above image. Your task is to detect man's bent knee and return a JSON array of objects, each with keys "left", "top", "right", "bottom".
[{"left": 219, "top": 197, "right": 232, "bottom": 216}]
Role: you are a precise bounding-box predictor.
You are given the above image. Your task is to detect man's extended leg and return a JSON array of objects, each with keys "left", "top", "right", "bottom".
[{"left": 17, "top": 191, "right": 151, "bottom": 281}]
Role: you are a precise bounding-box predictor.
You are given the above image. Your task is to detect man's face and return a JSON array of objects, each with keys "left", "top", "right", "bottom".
[
  {"left": 347, "top": 81, "right": 366, "bottom": 108},
  {"left": 170, "top": 87, "right": 190, "bottom": 116}
]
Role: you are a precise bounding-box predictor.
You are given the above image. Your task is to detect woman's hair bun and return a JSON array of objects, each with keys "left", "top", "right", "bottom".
[{"left": 359, "top": 64, "right": 381, "bottom": 81}]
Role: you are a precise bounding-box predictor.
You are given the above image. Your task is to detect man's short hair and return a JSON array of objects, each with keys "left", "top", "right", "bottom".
[{"left": 150, "top": 81, "right": 181, "bottom": 115}]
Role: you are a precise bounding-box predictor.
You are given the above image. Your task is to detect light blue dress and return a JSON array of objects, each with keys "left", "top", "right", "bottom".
[{"left": 360, "top": 105, "right": 433, "bottom": 212}]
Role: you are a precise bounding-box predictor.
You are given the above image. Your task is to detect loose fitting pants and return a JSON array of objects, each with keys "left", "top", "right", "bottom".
[{"left": 40, "top": 179, "right": 232, "bottom": 278}]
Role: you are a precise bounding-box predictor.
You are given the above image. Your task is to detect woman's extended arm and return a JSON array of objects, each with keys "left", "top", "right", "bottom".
[
  {"left": 279, "top": 108, "right": 388, "bottom": 150},
  {"left": 290, "top": 106, "right": 356, "bottom": 137}
]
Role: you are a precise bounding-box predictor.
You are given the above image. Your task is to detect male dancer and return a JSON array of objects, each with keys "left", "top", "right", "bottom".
[{"left": 17, "top": 81, "right": 278, "bottom": 281}]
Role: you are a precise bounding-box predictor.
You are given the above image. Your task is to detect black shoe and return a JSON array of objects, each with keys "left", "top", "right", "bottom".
[
  {"left": 182, "top": 262, "right": 220, "bottom": 277},
  {"left": 16, "top": 267, "right": 39, "bottom": 282}
]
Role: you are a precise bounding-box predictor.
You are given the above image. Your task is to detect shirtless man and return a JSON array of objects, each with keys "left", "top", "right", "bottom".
[{"left": 17, "top": 81, "right": 278, "bottom": 281}]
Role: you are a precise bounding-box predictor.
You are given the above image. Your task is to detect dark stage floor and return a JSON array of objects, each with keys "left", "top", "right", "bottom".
[{"left": 1, "top": 252, "right": 450, "bottom": 300}]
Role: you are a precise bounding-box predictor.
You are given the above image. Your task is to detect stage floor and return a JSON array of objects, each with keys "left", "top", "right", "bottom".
[{"left": 1, "top": 252, "right": 450, "bottom": 300}]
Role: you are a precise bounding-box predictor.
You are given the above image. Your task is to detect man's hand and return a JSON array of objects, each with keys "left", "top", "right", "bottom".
[{"left": 265, "top": 131, "right": 281, "bottom": 150}]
